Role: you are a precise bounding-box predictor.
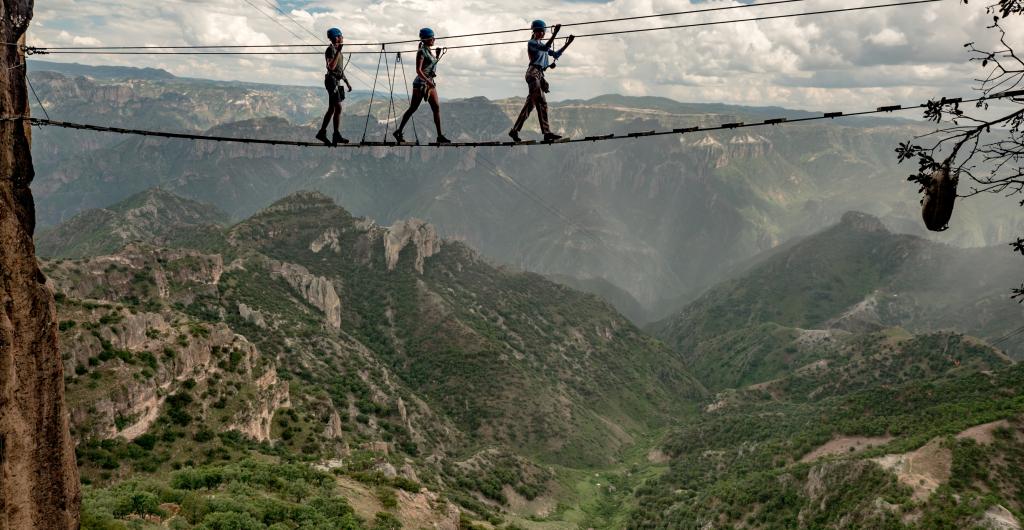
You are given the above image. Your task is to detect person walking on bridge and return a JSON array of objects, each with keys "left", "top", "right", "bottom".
[
  {"left": 317, "top": 27, "right": 353, "bottom": 146},
  {"left": 393, "top": 28, "right": 451, "bottom": 144},
  {"left": 509, "top": 20, "right": 575, "bottom": 143}
]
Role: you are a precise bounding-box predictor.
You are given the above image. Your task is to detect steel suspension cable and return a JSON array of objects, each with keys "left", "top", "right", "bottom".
[
  {"left": 361, "top": 47, "right": 385, "bottom": 143},
  {"left": 402, "top": 0, "right": 945, "bottom": 54},
  {"left": 240, "top": 0, "right": 309, "bottom": 46},
  {"left": 26, "top": 74, "right": 49, "bottom": 120},
  {"left": 382, "top": 51, "right": 399, "bottom": 142},
  {"left": 259, "top": 0, "right": 322, "bottom": 43},
  {"left": 17, "top": 0, "right": 823, "bottom": 51},
  {"left": 397, "top": 53, "right": 420, "bottom": 145},
  {"left": 245, "top": 0, "right": 380, "bottom": 91},
  {"left": 22, "top": 0, "right": 943, "bottom": 56},
  {"left": 10, "top": 91, "right": 1019, "bottom": 149},
  {"left": 248, "top": 0, "right": 380, "bottom": 90}
]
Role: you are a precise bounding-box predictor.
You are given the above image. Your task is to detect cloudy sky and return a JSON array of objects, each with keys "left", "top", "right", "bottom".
[{"left": 26, "top": 0, "right": 1024, "bottom": 111}]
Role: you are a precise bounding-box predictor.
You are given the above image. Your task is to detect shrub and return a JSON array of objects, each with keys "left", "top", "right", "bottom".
[
  {"left": 194, "top": 428, "right": 215, "bottom": 443},
  {"left": 374, "top": 511, "right": 402, "bottom": 530},
  {"left": 172, "top": 468, "right": 224, "bottom": 490},
  {"left": 133, "top": 434, "right": 157, "bottom": 451},
  {"left": 198, "top": 511, "right": 262, "bottom": 530},
  {"left": 112, "top": 491, "right": 164, "bottom": 518},
  {"left": 376, "top": 485, "right": 398, "bottom": 509}
]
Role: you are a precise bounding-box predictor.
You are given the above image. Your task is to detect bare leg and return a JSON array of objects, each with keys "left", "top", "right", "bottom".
[
  {"left": 427, "top": 87, "right": 442, "bottom": 136},
  {"left": 396, "top": 88, "right": 424, "bottom": 134}
]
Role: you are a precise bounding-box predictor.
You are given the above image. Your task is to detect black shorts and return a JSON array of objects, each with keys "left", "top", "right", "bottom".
[{"left": 325, "top": 75, "right": 345, "bottom": 105}]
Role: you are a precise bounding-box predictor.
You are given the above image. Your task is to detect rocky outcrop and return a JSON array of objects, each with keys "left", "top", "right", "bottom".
[
  {"left": 727, "top": 133, "right": 773, "bottom": 158},
  {"left": 0, "top": 3, "right": 81, "bottom": 527},
  {"left": 385, "top": 219, "right": 441, "bottom": 274},
  {"left": 826, "top": 294, "right": 885, "bottom": 333},
  {"left": 230, "top": 366, "right": 290, "bottom": 442},
  {"left": 310, "top": 228, "right": 341, "bottom": 254},
  {"left": 269, "top": 261, "right": 342, "bottom": 329},
  {"left": 44, "top": 247, "right": 223, "bottom": 306},
  {"left": 64, "top": 314, "right": 263, "bottom": 441},
  {"left": 324, "top": 409, "right": 344, "bottom": 439},
  {"left": 238, "top": 303, "right": 268, "bottom": 329},
  {"left": 261, "top": 190, "right": 337, "bottom": 215}
]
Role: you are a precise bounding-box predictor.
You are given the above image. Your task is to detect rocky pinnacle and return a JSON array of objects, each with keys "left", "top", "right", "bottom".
[{"left": 0, "top": 1, "right": 81, "bottom": 528}]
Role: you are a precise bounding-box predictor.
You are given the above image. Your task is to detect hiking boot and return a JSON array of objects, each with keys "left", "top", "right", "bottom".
[
  {"left": 436, "top": 134, "right": 452, "bottom": 144},
  {"left": 392, "top": 130, "right": 405, "bottom": 143},
  {"left": 332, "top": 131, "right": 349, "bottom": 146},
  {"left": 508, "top": 130, "right": 521, "bottom": 143},
  {"left": 543, "top": 132, "right": 563, "bottom": 142},
  {"left": 315, "top": 129, "right": 331, "bottom": 146}
]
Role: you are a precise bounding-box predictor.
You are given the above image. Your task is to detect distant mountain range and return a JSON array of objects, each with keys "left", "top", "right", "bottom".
[
  {"left": 650, "top": 210, "right": 1024, "bottom": 389},
  {"left": 30, "top": 60, "right": 177, "bottom": 80},
  {"left": 28, "top": 61, "right": 1024, "bottom": 323}
]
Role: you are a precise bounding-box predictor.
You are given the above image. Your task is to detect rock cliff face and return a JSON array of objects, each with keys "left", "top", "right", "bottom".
[
  {"left": 229, "top": 366, "right": 290, "bottom": 442},
  {"left": 385, "top": 219, "right": 442, "bottom": 274},
  {"left": 0, "top": 2, "right": 81, "bottom": 527},
  {"left": 269, "top": 260, "right": 342, "bottom": 329}
]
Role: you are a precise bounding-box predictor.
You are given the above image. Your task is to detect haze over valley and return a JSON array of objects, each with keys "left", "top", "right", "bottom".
[{"left": 14, "top": 58, "right": 1024, "bottom": 529}]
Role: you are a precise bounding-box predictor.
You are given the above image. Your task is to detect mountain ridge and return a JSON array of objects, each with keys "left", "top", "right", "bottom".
[
  {"left": 652, "top": 209, "right": 1024, "bottom": 391},
  {"left": 36, "top": 188, "right": 229, "bottom": 258},
  {"left": 27, "top": 66, "right": 1024, "bottom": 323}
]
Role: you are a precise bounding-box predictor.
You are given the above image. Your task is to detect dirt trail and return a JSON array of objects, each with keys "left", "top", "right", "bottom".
[{"left": 800, "top": 436, "right": 893, "bottom": 462}]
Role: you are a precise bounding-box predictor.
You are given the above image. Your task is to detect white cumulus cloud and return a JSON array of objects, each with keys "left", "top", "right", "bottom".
[{"left": 24, "top": 0, "right": 1024, "bottom": 112}]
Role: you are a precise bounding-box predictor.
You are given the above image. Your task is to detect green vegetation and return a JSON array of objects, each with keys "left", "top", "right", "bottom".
[
  {"left": 44, "top": 190, "right": 1024, "bottom": 530},
  {"left": 627, "top": 353, "right": 1024, "bottom": 528},
  {"left": 82, "top": 460, "right": 365, "bottom": 529}
]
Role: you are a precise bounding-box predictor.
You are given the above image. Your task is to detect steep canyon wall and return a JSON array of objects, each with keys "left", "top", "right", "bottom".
[{"left": 0, "top": 1, "right": 80, "bottom": 527}]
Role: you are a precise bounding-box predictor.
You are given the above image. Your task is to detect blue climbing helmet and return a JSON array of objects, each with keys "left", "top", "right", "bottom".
[
  {"left": 531, "top": 19, "right": 546, "bottom": 31},
  {"left": 419, "top": 27, "right": 435, "bottom": 39},
  {"left": 327, "top": 27, "right": 343, "bottom": 40}
]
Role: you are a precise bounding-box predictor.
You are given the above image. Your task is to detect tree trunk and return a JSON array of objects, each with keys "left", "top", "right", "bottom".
[{"left": 0, "top": 1, "right": 81, "bottom": 528}]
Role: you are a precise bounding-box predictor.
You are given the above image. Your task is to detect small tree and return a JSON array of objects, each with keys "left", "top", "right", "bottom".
[{"left": 895, "top": 0, "right": 1024, "bottom": 300}]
